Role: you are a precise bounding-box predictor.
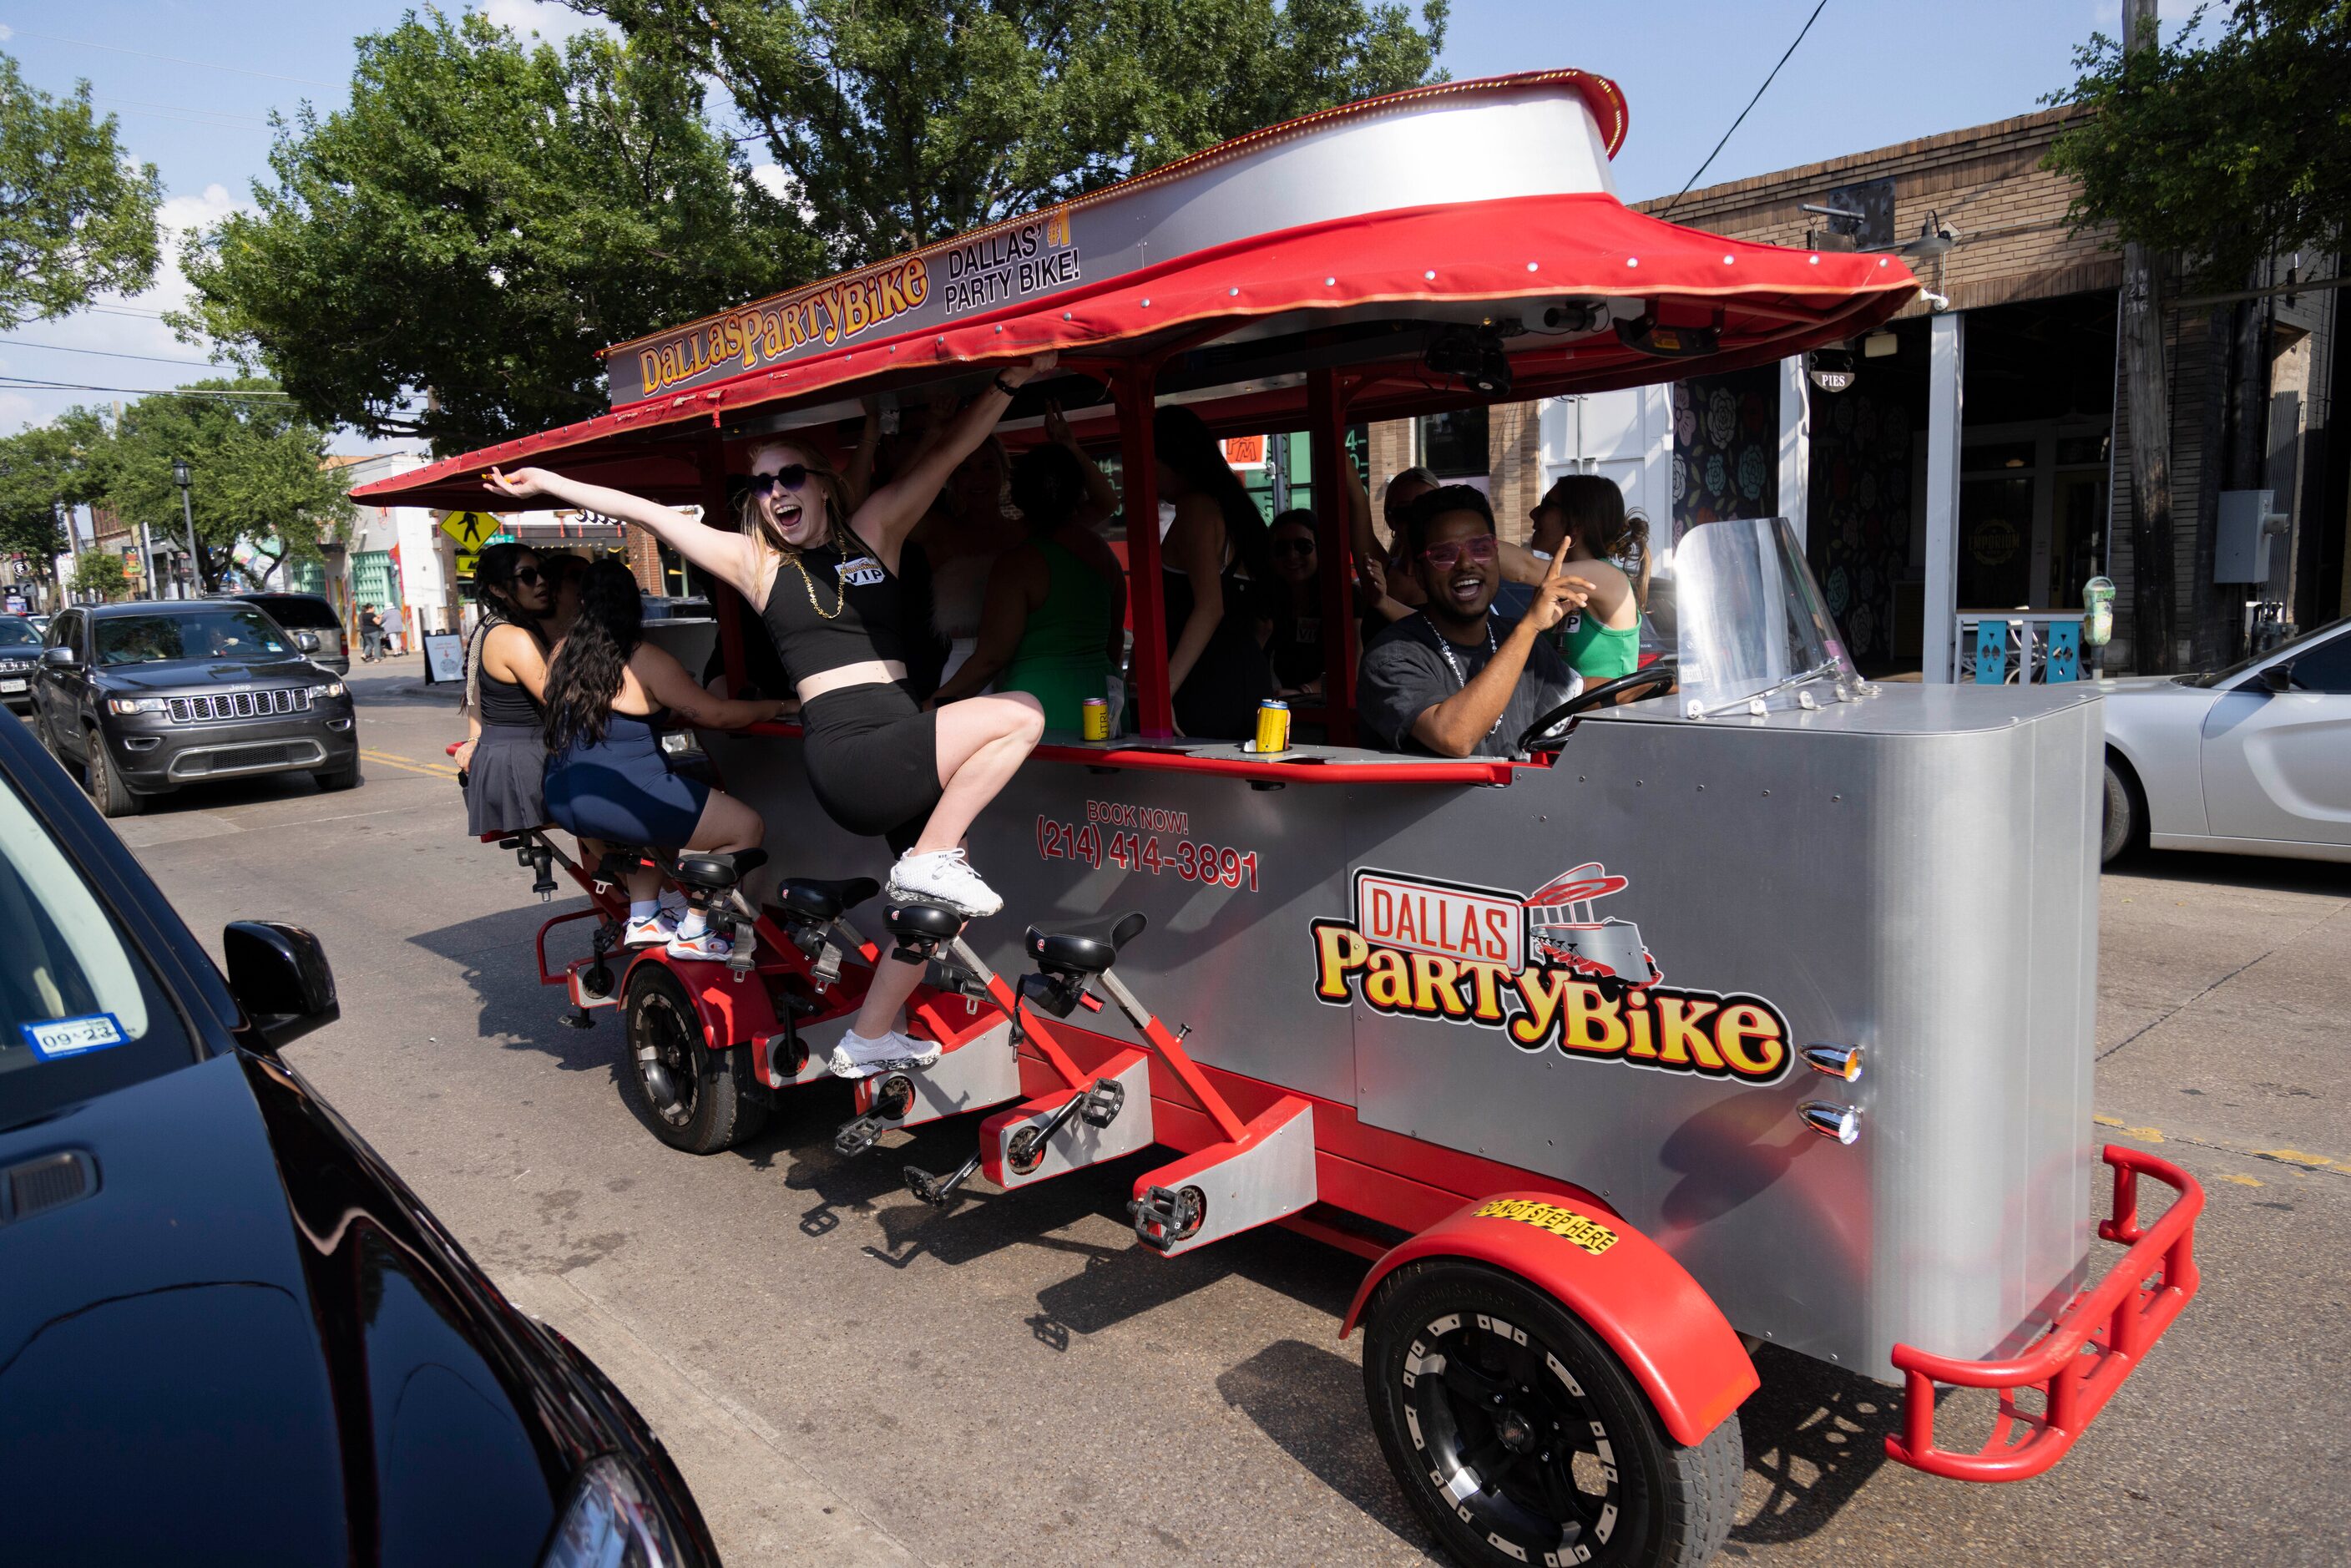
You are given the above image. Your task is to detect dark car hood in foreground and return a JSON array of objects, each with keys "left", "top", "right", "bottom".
[
  {"left": 94, "top": 656, "right": 325, "bottom": 692},
  {"left": 0, "top": 1055, "right": 564, "bottom": 1565}
]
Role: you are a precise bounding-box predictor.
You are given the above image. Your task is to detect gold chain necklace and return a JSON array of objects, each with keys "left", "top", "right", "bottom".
[{"left": 779, "top": 534, "right": 847, "bottom": 620}]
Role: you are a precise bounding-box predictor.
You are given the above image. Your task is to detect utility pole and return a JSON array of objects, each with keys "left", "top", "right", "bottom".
[
  {"left": 173, "top": 458, "right": 201, "bottom": 596},
  {"left": 2117, "top": 0, "right": 2177, "bottom": 674}
]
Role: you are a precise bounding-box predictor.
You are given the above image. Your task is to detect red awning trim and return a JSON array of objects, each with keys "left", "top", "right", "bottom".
[{"left": 355, "top": 191, "right": 1914, "bottom": 509}]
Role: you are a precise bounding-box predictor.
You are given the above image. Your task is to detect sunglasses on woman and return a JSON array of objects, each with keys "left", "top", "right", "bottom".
[
  {"left": 1418, "top": 535, "right": 1499, "bottom": 570},
  {"left": 751, "top": 464, "right": 816, "bottom": 493},
  {"left": 511, "top": 567, "right": 545, "bottom": 586},
  {"left": 1272, "top": 537, "right": 1316, "bottom": 559}
]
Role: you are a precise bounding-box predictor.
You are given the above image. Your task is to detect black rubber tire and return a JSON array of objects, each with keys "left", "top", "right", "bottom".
[
  {"left": 2101, "top": 755, "right": 2142, "bottom": 865},
  {"left": 84, "top": 728, "right": 144, "bottom": 818},
  {"left": 621, "top": 962, "right": 769, "bottom": 1154},
  {"left": 314, "top": 760, "right": 361, "bottom": 792},
  {"left": 1363, "top": 1259, "right": 1742, "bottom": 1568}
]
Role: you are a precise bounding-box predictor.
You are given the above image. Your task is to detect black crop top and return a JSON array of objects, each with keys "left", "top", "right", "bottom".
[{"left": 757, "top": 534, "right": 910, "bottom": 684}]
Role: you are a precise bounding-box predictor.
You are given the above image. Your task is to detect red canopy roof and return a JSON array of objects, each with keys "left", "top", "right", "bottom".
[{"left": 356, "top": 73, "right": 1914, "bottom": 510}]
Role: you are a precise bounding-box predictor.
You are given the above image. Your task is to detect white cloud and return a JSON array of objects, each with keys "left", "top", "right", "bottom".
[{"left": 477, "top": 0, "right": 614, "bottom": 44}]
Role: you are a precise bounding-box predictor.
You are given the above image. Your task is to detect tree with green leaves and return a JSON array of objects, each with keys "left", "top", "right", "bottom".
[
  {"left": 0, "top": 52, "right": 164, "bottom": 326},
  {"left": 0, "top": 408, "right": 110, "bottom": 566},
  {"left": 584, "top": 0, "right": 1449, "bottom": 265},
  {"left": 102, "top": 382, "right": 353, "bottom": 594},
  {"left": 68, "top": 549, "right": 126, "bottom": 602},
  {"left": 177, "top": 13, "right": 822, "bottom": 453},
  {"left": 2045, "top": 0, "right": 2349, "bottom": 291}
]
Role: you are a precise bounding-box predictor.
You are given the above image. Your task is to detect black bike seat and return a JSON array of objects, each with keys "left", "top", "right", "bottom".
[
  {"left": 775, "top": 877, "right": 882, "bottom": 923},
  {"left": 884, "top": 902, "right": 964, "bottom": 940},
  {"left": 673, "top": 847, "right": 766, "bottom": 889},
  {"left": 1025, "top": 912, "right": 1147, "bottom": 976}
]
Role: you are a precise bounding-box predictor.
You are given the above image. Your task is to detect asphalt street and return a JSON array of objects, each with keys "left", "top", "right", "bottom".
[{"left": 33, "top": 657, "right": 2349, "bottom": 1565}]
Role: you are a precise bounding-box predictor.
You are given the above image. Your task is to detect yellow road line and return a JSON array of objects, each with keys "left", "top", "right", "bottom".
[{"left": 361, "top": 748, "right": 460, "bottom": 780}]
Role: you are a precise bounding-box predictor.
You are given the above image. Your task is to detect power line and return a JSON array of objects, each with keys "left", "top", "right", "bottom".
[
  {"left": 0, "top": 375, "right": 291, "bottom": 398},
  {"left": 0, "top": 24, "right": 341, "bottom": 89},
  {"left": 0, "top": 337, "right": 221, "bottom": 367},
  {"left": 1660, "top": 0, "right": 1832, "bottom": 217}
]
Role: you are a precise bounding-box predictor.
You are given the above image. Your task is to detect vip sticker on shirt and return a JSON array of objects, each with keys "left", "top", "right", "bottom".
[
  {"left": 1561, "top": 611, "right": 1582, "bottom": 635},
  {"left": 20, "top": 1013, "right": 129, "bottom": 1060},
  {"left": 837, "top": 556, "right": 887, "bottom": 587}
]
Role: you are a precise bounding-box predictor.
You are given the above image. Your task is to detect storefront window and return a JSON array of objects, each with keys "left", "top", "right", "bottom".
[{"left": 1418, "top": 408, "right": 1489, "bottom": 478}]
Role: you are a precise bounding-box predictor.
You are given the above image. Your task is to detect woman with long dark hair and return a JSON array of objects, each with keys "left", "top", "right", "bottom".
[
  {"left": 540, "top": 560, "right": 785, "bottom": 959},
  {"left": 1153, "top": 403, "right": 1272, "bottom": 738},
  {"left": 454, "top": 542, "right": 554, "bottom": 837},
  {"left": 485, "top": 352, "right": 1051, "bottom": 1076},
  {"left": 1529, "top": 474, "right": 1650, "bottom": 682}
]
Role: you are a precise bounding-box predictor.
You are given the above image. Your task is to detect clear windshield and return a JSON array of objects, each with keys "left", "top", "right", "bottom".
[
  {"left": 95, "top": 608, "right": 291, "bottom": 666},
  {"left": 1674, "top": 516, "right": 1855, "bottom": 717},
  {"left": 0, "top": 616, "right": 39, "bottom": 648},
  {"left": 2190, "top": 615, "right": 2346, "bottom": 687}
]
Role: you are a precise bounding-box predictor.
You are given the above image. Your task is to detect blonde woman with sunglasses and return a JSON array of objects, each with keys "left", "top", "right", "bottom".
[{"left": 486, "top": 353, "right": 1054, "bottom": 1077}]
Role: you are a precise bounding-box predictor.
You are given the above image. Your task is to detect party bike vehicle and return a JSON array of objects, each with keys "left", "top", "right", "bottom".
[{"left": 361, "top": 71, "right": 2204, "bottom": 1568}]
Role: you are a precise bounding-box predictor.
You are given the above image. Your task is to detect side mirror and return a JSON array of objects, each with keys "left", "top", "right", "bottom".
[
  {"left": 2259, "top": 661, "right": 2294, "bottom": 694},
  {"left": 41, "top": 645, "right": 76, "bottom": 668},
  {"left": 224, "top": 920, "right": 339, "bottom": 1050},
  {"left": 295, "top": 631, "right": 321, "bottom": 652}
]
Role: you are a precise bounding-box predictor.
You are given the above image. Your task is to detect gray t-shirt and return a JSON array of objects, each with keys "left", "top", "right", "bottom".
[{"left": 1358, "top": 612, "right": 1580, "bottom": 758}]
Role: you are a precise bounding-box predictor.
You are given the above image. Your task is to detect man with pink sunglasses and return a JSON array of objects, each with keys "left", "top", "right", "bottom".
[{"left": 1356, "top": 486, "right": 1591, "bottom": 759}]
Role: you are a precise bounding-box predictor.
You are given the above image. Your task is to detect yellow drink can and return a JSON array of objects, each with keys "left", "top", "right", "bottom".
[
  {"left": 1254, "top": 699, "right": 1291, "bottom": 755},
  {"left": 1081, "top": 696, "right": 1110, "bottom": 741}
]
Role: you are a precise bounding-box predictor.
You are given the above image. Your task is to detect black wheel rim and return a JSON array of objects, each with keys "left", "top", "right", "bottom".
[
  {"left": 1401, "top": 1307, "right": 1630, "bottom": 1561},
  {"left": 633, "top": 989, "right": 700, "bottom": 1126}
]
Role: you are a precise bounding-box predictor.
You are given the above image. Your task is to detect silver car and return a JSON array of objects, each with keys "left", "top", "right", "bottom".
[{"left": 2100, "top": 616, "right": 2351, "bottom": 864}]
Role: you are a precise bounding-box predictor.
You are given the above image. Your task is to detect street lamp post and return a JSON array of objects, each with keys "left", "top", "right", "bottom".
[{"left": 172, "top": 458, "right": 199, "bottom": 599}]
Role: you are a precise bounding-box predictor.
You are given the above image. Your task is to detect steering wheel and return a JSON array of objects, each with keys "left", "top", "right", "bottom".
[{"left": 1516, "top": 660, "right": 1680, "bottom": 752}]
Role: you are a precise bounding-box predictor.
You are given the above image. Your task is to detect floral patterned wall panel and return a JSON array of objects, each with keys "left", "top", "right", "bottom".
[
  {"left": 1804, "top": 384, "right": 1912, "bottom": 667},
  {"left": 1671, "top": 366, "right": 1779, "bottom": 544}
]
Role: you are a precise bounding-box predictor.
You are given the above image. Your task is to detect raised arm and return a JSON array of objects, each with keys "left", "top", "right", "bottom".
[
  {"left": 486, "top": 467, "right": 766, "bottom": 604},
  {"left": 1411, "top": 554, "right": 1593, "bottom": 756},
  {"left": 633, "top": 643, "right": 784, "bottom": 731},
  {"left": 930, "top": 548, "right": 1043, "bottom": 707},
  {"left": 857, "top": 352, "right": 1056, "bottom": 549},
  {"left": 1044, "top": 398, "right": 1119, "bottom": 525}
]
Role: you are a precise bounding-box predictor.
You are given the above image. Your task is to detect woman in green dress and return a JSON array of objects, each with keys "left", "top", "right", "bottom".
[
  {"left": 928, "top": 407, "right": 1125, "bottom": 731},
  {"left": 1530, "top": 474, "right": 1650, "bottom": 682}
]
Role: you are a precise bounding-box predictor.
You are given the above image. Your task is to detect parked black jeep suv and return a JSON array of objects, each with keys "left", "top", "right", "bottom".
[{"left": 32, "top": 602, "right": 361, "bottom": 817}]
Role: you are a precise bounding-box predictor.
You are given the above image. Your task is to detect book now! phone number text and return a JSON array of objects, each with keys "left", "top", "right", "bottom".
[{"left": 1035, "top": 815, "right": 1261, "bottom": 892}]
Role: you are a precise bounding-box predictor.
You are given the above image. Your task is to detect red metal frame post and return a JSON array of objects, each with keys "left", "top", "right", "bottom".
[
  {"left": 1305, "top": 367, "right": 1359, "bottom": 741},
  {"left": 1114, "top": 364, "right": 1174, "bottom": 737}
]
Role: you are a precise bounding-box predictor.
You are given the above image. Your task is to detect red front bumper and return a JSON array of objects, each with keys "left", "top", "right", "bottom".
[{"left": 1885, "top": 1144, "right": 2204, "bottom": 1482}]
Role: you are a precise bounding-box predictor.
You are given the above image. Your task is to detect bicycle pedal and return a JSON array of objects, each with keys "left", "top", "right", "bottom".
[
  {"left": 834, "top": 1113, "right": 889, "bottom": 1158},
  {"left": 1080, "top": 1076, "right": 1125, "bottom": 1127},
  {"left": 1130, "top": 1184, "right": 1205, "bottom": 1252},
  {"left": 558, "top": 1007, "right": 596, "bottom": 1031}
]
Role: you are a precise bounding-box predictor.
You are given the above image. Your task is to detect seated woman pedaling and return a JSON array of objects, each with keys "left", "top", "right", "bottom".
[
  {"left": 539, "top": 560, "right": 787, "bottom": 961},
  {"left": 486, "top": 353, "right": 1053, "bottom": 1079}
]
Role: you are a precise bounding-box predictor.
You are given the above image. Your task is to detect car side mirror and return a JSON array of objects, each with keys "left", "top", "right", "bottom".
[
  {"left": 224, "top": 920, "right": 339, "bottom": 1050},
  {"left": 296, "top": 631, "right": 321, "bottom": 652},
  {"left": 2259, "top": 661, "right": 2294, "bottom": 694},
  {"left": 41, "top": 645, "right": 76, "bottom": 667}
]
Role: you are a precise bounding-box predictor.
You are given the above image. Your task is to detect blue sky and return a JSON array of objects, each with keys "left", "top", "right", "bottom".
[{"left": 0, "top": 0, "right": 2134, "bottom": 446}]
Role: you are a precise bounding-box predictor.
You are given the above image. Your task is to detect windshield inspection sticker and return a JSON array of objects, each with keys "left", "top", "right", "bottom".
[{"left": 21, "top": 1013, "right": 128, "bottom": 1060}]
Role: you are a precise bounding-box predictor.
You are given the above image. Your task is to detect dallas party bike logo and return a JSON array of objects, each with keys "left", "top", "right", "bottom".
[{"left": 1308, "top": 863, "right": 1792, "bottom": 1085}]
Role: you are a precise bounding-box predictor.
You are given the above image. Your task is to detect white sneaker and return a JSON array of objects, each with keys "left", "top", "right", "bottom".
[
  {"left": 828, "top": 1029, "right": 943, "bottom": 1079},
  {"left": 885, "top": 847, "right": 1002, "bottom": 918},
  {"left": 623, "top": 910, "right": 679, "bottom": 948},
  {"left": 666, "top": 925, "right": 746, "bottom": 964}
]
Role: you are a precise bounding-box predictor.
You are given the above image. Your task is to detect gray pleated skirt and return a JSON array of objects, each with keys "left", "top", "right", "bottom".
[{"left": 465, "top": 721, "right": 550, "bottom": 836}]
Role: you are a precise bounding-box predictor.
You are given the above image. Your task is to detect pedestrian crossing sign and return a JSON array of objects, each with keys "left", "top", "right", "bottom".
[{"left": 441, "top": 511, "right": 503, "bottom": 551}]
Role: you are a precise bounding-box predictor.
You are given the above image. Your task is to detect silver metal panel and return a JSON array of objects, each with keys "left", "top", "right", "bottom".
[
  {"left": 882, "top": 1019, "right": 1021, "bottom": 1131},
  {"left": 993, "top": 1052, "right": 1155, "bottom": 1188},
  {"left": 705, "top": 683, "right": 2102, "bottom": 1380},
  {"left": 1148, "top": 1100, "right": 1318, "bottom": 1259}
]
